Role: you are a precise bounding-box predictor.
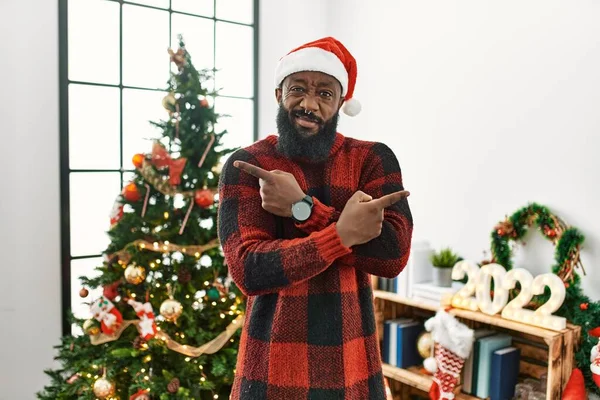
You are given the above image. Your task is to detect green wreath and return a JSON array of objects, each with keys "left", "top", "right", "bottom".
[{"left": 489, "top": 203, "right": 599, "bottom": 394}]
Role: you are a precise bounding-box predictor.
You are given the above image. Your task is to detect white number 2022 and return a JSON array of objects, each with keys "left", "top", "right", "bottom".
[{"left": 450, "top": 261, "right": 566, "bottom": 331}]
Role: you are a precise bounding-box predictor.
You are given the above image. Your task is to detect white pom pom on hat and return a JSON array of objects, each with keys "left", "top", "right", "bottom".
[{"left": 274, "top": 36, "right": 361, "bottom": 116}]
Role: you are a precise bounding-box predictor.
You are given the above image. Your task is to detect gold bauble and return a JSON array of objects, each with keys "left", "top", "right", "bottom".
[
  {"left": 83, "top": 319, "right": 100, "bottom": 336},
  {"left": 124, "top": 264, "right": 146, "bottom": 285},
  {"left": 93, "top": 377, "right": 115, "bottom": 398},
  {"left": 162, "top": 92, "right": 177, "bottom": 111},
  {"left": 417, "top": 332, "right": 434, "bottom": 359},
  {"left": 160, "top": 298, "right": 183, "bottom": 322}
]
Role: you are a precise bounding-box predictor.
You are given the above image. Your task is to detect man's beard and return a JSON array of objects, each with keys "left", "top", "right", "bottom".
[{"left": 275, "top": 103, "right": 339, "bottom": 163}]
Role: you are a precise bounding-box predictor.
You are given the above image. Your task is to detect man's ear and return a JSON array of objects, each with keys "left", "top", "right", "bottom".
[
  {"left": 275, "top": 87, "right": 282, "bottom": 103},
  {"left": 338, "top": 97, "right": 345, "bottom": 111}
]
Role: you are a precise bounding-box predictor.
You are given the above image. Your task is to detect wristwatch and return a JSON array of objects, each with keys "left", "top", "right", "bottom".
[{"left": 291, "top": 195, "right": 313, "bottom": 223}]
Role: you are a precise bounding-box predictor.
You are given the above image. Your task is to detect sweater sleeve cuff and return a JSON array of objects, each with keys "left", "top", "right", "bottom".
[
  {"left": 296, "top": 197, "right": 337, "bottom": 233},
  {"left": 311, "top": 223, "right": 352, "bottom": 263}
]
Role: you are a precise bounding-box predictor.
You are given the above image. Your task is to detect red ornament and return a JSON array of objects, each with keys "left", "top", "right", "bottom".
[
  {"left": 132, "top": 153, "right": 145, "bottom": 168},
  {"left": 200, "top": 98, "right": 209, "bottom": 108},
  {"left": 565, "top": 282, "right": 570, "bottom": 288},
  {"left": 103, "top": 280, "right": 121, "bottom": 301},
  {"left": 497, "top": 229, "right": 505, "bottom": 236},
  {"left": 194, "top": 189, "right": 214, "bottom": 208},
  {"left": 580, "top": 303, "right": 589, "bottom": 311},
  {"left": 123, "top": 183, "right": 141, "bottom": 202},
  {"left": 546, "top": 228, "right": 557, "bottom": 238},
  {"left": 130, "top": 389, "right": 150, "bottom": 400}
]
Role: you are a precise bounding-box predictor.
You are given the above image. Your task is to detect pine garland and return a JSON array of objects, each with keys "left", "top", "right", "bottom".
[{"left": 490, "top": 203, "right": 599, "bottom": 394}]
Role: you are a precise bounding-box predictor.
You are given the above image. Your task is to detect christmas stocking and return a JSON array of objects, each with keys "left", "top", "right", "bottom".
[
  {"left": 91, "top": 296, "right": 123, "bottom": 335},
  {"left": 423, "top": 310, "right": 474, "bottom": 400},
  {"left": 128, "top": 299, "right": 157, "bottom": 340}
]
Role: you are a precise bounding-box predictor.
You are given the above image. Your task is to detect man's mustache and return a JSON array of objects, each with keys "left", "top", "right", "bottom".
[{"left": 292, "top": 109, "right": 323, "bottom": 125}]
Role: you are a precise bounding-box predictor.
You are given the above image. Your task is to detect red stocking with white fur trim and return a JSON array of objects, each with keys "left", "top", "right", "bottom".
[{"left": 424, "top": 310, "right": 474, "bottom": 400}]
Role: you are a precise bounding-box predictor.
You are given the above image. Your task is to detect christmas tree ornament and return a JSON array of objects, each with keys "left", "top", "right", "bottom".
[
  {"left": 199, "top": 97, "right": 209, "bottom": 108},
  {"left": 91, "top": 296, "right": 123, "bottom": 335},
  {"left": 79, "top": 288, "right": 89, "bottom": 298},
  {"left": 161, "top": 283, "right": 183, "bottom": 322},
  {"left": 424, "top": 310, "right": 474, "bottom": 400},
  {"left": 168, "top": 47, "right": 186, "bottom": 70},
  {"left": 132, "top": 336, "right": 146, "bottom": 350},
  {"left": 417, "top": 331, "right": 434, "bottom": 360},
  {"left": 194, "top": 189, "right": 214, "bottom": 208},
  {"left": 109, "top": 196, "right": 124, "bottom": 227},
  {"left": 123, "top": 182, "right": 141, "bottom": 202},
  {"left": 128, "top": 299, "right": 157, "bottom": 340},
  {"left": 162, "top": 92, "right": 177, "bottom": 112},
  {"left": 177, "top": 268, "right": 192, "bottom": 284},
  {"left": 83, "top": 319, "right": 100, "bottom": 336},
  {"left": 132, "top": 153, "right": 145, "bottom": 169},
  {"left": 130, "top": 388, "right": 151, "bottom": 400},
  {"left": 66, "top": 373, "right": 80, "bottom": 384},
  {"left": 103, "top": 280, "right": 121, "bottom": 301},
  {"left": 207, "top": 287, "right": 220, "bottom": 300},
  {"left": 562, "top": 368, "right": 586, "bottom": 400},
  {"left": 197, "top": 134, "right": 215, "bottom": 168},
  {"left": 167, "top": 377, "right": 180, "bottom": 393},
  {"left": 151, "top": 142, "right": 187, "bottom": 186},
  {"left": 124, "top": 263, "right": 146, "bottom": 285},
  {"left": 93, "top": 376, "right": 115, "bottom": 399},
  {"left": 160, "top": 298, "right": 183, "bottom": 322}
]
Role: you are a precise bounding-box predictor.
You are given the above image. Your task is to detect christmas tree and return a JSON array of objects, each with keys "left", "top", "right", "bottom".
[{"left": 38, "top": 36, "right": 244, "bottom": 400}]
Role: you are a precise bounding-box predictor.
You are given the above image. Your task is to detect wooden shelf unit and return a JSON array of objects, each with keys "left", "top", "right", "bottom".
[{"left": 373, "top": 290, "right": 581, "bottom": 400}]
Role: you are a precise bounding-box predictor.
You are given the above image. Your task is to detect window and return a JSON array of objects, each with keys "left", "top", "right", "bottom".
[{"left": 59, "top": 0, "right": 258, "bottom": 334}]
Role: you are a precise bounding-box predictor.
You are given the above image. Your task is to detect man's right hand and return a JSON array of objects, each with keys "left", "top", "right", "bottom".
[{"left": 336, "top": 190, "right": 410, "bottom": 248}]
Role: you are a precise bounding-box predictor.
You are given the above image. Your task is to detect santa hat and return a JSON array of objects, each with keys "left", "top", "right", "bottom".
[{"left": 274, "top": 37, "right": 361, "bottom": 116}]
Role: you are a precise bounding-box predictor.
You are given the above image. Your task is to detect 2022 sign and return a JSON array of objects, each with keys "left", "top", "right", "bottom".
[{"left": 450, "top": 260, "right": 566, "bottom": 331}]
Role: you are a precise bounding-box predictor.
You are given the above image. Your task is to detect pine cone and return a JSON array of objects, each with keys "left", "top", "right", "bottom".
[
  {"left": 178, "top": 268, "right": 192, "bottom": 284},
  {"left": 167, "top": 377, "right": 180, "bottom": 393},
  {"left": 132, "top": 336, "right": 146, "bottom": 349}
]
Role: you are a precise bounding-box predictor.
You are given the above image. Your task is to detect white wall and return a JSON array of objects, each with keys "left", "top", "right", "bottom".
[
  {"left": 258, "top": 0, "right": 330, "bottom": 136},
  {"left": 0, "top": 1, "right": 62, "bottom": 398},
  {"left": 315, "top": 0, "right": 600, "bottom": 300}
]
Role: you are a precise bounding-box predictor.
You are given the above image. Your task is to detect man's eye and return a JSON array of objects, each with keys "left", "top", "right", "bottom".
[
  {"left": 320, "top": 91, "right": 333, "bottom": 97},
  {"left": 291, "top": 87, "right": 304, "bottom": 92}
]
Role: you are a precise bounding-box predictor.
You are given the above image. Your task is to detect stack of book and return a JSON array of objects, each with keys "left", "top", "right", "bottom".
[
  {"left": 410, "top": 281, "right": 464, "bottom": 307},
  {"left": 381, "top": 318, "right": 424, "bottom": 369},
  {"left": 462, "top": 330, "right": 521, "bottom": 400}
]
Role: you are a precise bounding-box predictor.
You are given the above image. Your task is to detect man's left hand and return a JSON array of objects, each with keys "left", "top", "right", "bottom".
[{"left": 234, "top": 160, "right": 306, "bottom": 218}]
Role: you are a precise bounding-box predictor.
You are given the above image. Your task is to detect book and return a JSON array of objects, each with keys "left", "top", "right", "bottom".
[
  {"left": 475, "top": 334, "right": 512, "bottom": 398},
  {"left": 462, "top": 329, "right": 496, "bottom": 394},
  {"left": 382, "top": 318, "right": 411, "bottom": 365},
  {"left": 395, "top": 320, "right": 424, "bottom": 368},
  {"left": 489, "top": 347, "right": 520, "bottom": 400}
]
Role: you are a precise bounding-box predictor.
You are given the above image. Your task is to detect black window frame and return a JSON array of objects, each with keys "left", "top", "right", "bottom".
[{"left": 58, "top": 0, "right": 259, "bottom": 334}]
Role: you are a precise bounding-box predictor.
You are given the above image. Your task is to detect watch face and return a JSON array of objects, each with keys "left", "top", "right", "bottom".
[{"left": 292, "top": 201, "right": 311, "bottom": 221}]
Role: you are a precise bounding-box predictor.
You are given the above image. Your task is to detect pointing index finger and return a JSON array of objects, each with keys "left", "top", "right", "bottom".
[
  {"left": 233, "top": 160, "right": 273, "bottom": 181},
  {"left": 372, "top": 190, "right": 410, "bottom": 209}
]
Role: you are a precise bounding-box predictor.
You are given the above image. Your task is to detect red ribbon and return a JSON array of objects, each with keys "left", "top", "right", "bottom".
[{"left": 151, "top": 142, "right": 187, "bottom": 186}]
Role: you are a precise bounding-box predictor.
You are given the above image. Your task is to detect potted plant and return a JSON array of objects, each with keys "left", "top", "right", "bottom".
[{"left": 429, "top": 247, "right": 460, "bottom": 287}]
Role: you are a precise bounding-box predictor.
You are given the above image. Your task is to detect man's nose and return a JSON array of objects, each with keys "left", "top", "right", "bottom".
[{"left": 300, "top": 94, "right": 318, "bottom": 113}]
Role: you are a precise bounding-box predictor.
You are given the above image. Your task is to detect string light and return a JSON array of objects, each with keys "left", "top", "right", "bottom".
[
  {"left": 201, "top": 377, "right": 206, "bottom": 382},
  {"left": 212, "top": 302, "right": 217, "bottom": 306},
  {"left": 204, "top": 281, "right": 210, "bottom": 286},
  {"left": 185, "top": 357, "right": 191, "bottom": 362},
  {"left": 141, "top": 368, "right": 146, "bottom": 373},
  {"left": 220, "top": 313, "right": 225, "bottom": 319},
  {"left": 164, "top": 212, "right": 170, "bottom": 219}
]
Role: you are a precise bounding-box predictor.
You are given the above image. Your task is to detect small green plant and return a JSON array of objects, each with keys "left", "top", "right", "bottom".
[{"left": 430, "top": 247, "right": 460, "bottom": 269}]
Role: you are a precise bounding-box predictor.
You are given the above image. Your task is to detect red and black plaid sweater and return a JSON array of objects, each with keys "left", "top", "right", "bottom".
[{"left": 218, "top": 133, "right": 413, "bottom": 400}]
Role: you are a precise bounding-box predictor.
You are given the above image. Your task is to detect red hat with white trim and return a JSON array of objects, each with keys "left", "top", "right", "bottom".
[{"left": 274, "top": 36, "right": 361, "bottom": 116}]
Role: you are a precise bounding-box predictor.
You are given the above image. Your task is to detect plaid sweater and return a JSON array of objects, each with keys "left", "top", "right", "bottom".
[{"left": 218, "top": 133, "right": 413, "bottom": 400}]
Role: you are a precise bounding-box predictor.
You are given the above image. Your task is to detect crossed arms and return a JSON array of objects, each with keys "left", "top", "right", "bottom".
[{"left": 217, "top": 144, "right": 413, "bottom": 296}]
